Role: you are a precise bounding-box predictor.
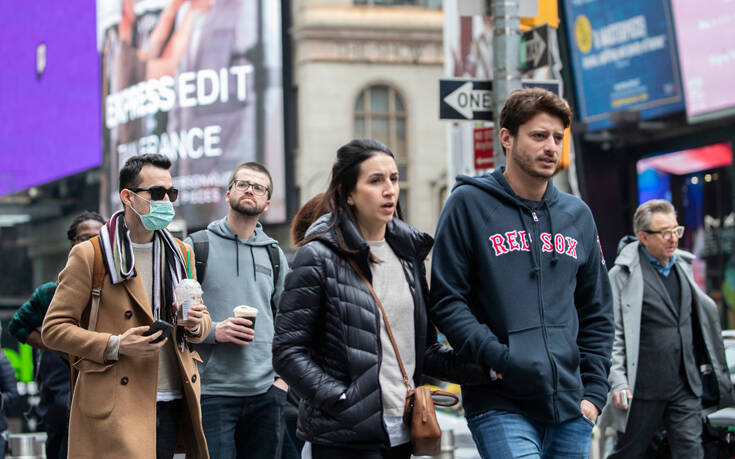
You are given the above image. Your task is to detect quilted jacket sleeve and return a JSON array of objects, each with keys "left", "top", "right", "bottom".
[{"left": 273, "top": 243, "right": 348, "bottom": 415}]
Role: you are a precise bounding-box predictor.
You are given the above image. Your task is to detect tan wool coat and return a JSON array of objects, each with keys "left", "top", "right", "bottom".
[{"left": 42, "top": 240, "right": 212, "bottom": 459}]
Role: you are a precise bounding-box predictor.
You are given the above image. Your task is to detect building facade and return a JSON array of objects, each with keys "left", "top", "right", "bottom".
[{"left": 290, "top": 0, "right": 446, "bottom": 235}]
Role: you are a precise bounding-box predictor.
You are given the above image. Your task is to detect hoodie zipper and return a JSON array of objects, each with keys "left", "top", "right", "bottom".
[{"left": 531, "top": 209, "right": 560, "bottom": 423}]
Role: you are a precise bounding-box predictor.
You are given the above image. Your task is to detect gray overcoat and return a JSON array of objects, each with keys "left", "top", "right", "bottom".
[{"left": 598, "top": 241, "right": 734, "bottom": 433}]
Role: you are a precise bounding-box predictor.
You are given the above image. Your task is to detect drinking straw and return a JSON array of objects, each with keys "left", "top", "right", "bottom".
[{"left": 187, "top": 251, "right": 192, "bottom": 278}]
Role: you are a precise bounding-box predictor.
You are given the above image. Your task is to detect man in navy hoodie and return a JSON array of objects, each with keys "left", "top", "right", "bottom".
[{"left": 430, "top": 88, "right": 614, "bottom": 458}]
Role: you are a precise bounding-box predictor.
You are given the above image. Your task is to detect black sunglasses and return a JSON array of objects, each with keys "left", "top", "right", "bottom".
[{"left": 129, "top": 186, "right": 179, "bottom": 202}]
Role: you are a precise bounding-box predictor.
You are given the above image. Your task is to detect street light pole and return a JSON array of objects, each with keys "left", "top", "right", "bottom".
[{"left": 491, "top": 0, "right": 522, "bottom": 168}]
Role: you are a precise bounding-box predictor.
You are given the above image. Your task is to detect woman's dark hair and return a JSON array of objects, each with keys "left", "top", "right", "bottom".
[
  {"left": 302, "top": 139, "right": 402, "bottom": 258},
  {"left": 67, "top": 211, "right": 105, "bottom": 241}
]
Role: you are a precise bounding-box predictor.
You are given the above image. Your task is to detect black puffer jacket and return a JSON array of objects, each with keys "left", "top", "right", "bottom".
[{"left": 273, "top": 213, "right": 488, "bottom": 449}]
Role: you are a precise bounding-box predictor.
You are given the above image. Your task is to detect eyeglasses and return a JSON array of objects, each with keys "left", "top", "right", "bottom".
[
  {"left": 72, "top": 234, "right": 95, "bottom": 243},
  {"left": 231, "top": 180, "right": 270, "bottom": 197},
  {"left": 128, "top": 186, "right": 179, "bottom": 202},
  {"left": 644, "top": 226, "right": 685, "bottom": 241}
]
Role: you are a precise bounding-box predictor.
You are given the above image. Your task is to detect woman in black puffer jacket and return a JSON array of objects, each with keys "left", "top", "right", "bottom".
[{"left": 273, "top": 139, "right": 488, "bottom": 459}]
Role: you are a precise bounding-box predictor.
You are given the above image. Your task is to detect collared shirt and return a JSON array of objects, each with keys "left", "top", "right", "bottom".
[{"left": 641, "top": 246, "right": 677, "bottom": 277}]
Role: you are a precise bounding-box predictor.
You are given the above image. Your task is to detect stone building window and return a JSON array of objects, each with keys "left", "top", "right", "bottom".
[{"left": 354, "top": 84, "right": 409, "bottom": 219}]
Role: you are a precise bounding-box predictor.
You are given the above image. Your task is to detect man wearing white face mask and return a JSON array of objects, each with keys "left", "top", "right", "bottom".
[{"left": 43, "top": 154, "right": 212, "bottom": 458}]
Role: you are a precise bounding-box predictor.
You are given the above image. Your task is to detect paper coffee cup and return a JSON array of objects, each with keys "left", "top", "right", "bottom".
[{"left": 233, "top": 305, "right": 258, "bottom": 341}]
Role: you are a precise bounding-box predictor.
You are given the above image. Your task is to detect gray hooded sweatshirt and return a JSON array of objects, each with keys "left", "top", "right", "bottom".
[{"left": 186, "top": 217, "right": 289, "bottom": 397}]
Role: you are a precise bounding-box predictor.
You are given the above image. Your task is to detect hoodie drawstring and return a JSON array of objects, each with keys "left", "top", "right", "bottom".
[
  {"left": 518, "top": 207, "right": 541, "bottom": 277},
  {"left": 250, "top": 245, "right": 257, "bottom": 282},
  {"left": 235, "top": 239, "right": 240, "bottom": 277},
  {"left": 545, "top": 201, "right": 558, "bottom": 265}
]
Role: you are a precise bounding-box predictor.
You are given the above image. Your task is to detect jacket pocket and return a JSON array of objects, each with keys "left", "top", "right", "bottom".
[
  {"left": 502, "top": 326, "right": 554, "bottom": 398},
  {"left": 74, "top": 360, "right": 116, "bottom": 419},
  {"left": 546, "top": 324, "right": 582, "bottom": 394}
]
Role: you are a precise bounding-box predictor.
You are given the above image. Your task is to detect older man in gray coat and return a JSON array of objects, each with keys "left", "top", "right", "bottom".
[{"left": 600, "top": 200, "right": 734, "bottom": 458}]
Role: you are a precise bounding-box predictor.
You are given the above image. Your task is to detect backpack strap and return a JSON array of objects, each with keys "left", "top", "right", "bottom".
[
  {"left": 189, "top": 230, "right": 210, "bottom": 283},
  {"left": 265, "top": 243, "right": 281, "bottom": 319},
  {"left": 88, "top": 236, "right": 106, "bottom": 332},
  {"left": 70, "top": 236, "right": 106, "bottom": 389}
]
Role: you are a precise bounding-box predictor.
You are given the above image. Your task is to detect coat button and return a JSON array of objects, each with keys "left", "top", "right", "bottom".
[
  {"left": 124, "top": 310, "right": 133, "bottom": 319},
  {"left": 120, "top": 376, "right": 129, "bottom": 385},
  {"left": 191, "top": 374, "right": 197, "bottom": 383}
]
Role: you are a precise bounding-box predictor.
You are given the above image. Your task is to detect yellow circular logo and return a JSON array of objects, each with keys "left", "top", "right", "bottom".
[{"left": 575, "top": 15, "right": 593, "bottom": 53}]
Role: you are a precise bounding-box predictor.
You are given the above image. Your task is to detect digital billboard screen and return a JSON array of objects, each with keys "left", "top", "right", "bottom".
[
  {"left": 0, "top": 2, "right": 101, "bottom": 197},
  {"left": 562, "top": 0, "right": 684, "bottom": 131},
  {"left": 671, "top": 0, "right": 735, "bottom": 122},
  {"left": 98, "top": 0, "right": 286, "bottom": 227}
]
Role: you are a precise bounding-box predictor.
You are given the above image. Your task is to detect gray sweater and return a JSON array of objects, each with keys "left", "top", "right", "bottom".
[{"left": 186, "top": 217, "right": 289, "bottom": 397}]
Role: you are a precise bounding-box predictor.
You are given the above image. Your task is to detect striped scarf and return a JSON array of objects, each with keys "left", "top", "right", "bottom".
[{"left": 98, "top": 210, "right": 188, "bottom": 325}]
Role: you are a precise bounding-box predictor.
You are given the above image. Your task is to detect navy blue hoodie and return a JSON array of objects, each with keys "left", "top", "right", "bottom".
[{"left": 430, "top": 168, "right": 613, "bottom": 424}]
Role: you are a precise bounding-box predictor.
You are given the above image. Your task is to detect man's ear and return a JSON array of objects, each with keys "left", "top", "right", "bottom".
[
  {"left": 499, "top": 128, "right": 513, "bottom": 153},
  {"left": 120, "top": 189, "right": 133, "bottom": 208}
]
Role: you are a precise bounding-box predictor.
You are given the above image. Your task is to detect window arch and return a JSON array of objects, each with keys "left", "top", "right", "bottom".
[{"left": 354, "top": 84, "right": 409, "bottom": 218}]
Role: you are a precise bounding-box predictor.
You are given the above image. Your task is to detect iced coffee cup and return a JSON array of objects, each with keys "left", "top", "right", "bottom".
[
  {"left": 233, "top": 305, "right": 258, "bottom": 341},
  {"left": 175, "top": 279, "right": 203, "bottom": 321}
]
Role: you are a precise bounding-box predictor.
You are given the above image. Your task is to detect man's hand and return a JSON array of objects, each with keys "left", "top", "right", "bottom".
[
  {"left": 273, "top": 378, "right": 288, "bottom": 392},
  {"left": 580, "top": 399, "right": 599, "bottom": 423},
  {"left": 214, "top": 317, "right": 254, "bottom": 345},
  {"left": 119, "top": 326, "right": 168, "bottom": 357},
  {"left": 179, "top": 303, "right": 207, "bottom": 334},
  {"left": 26, "top": 330, "right": 50, "bottom": 350},
  {"left": 613, "top": 389, "right": 633, "bottom": 411}
]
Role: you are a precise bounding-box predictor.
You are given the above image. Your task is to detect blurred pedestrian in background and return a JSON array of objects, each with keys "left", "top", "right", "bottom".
[
  {"left": 273, "top": 139, "right": 488, "bottom": 459},
  {"left": 600, "top": 200, "right": 734, "bottom": 459},
  {"left": 0, "top": 342, "right": 20, "bottom": 456},
  {"left": 8, "top": 210, "right": 104, "bottom": 459}
]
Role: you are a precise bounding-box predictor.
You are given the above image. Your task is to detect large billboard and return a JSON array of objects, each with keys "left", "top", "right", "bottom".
[
  {"left": 562, "top": 0, "right": 684, "bottom": 131},
  {"left": 0, "top": 2, "right": 101, "bottom": 197},
  {"left": 671, "top": 0, "right": 735, "bottom": 123},
  {"left": 98, "top": 0, "right": 285, "bottom": 227}
]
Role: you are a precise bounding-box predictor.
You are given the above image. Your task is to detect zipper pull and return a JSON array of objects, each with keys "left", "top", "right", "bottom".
[{"left": 532, "top": 211, "right": 539, "bottom": 222}]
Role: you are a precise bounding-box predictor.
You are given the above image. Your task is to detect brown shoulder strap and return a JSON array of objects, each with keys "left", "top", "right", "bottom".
[
  {"left": 347, "top": 258, "right": 412, "bottom": 391},
  {"left": 88, "top": 236, "right": 106, "bottom": 332}
]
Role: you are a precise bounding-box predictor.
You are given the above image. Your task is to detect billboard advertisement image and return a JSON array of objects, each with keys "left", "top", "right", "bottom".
[
  {"left": 98, "top": 0, "right": 285, "bottom": 227},
  {"left": 562, "top": 0, "right": 684, "bottom": 131},
  {"left": 671, "top": 0, "right": 735, "bottom": 123}
]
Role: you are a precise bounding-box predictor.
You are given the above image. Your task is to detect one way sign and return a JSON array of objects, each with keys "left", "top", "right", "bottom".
[
  {"left": 440, "top": 78, "right": 561, "bottom": 121},
  {"left": 439, "top": 80, "right": 492, "bottom": 121}
]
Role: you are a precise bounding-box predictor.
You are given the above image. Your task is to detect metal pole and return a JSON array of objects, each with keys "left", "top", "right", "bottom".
[{"left": 491, "top": 0, "right": 522, "bottom": 168}]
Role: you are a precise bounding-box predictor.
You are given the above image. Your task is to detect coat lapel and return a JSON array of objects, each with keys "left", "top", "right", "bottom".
[
  {"left": 676, "top": 264, "right": 693, "bottom": 323},
  {"left": 123, "top": 273, "right": 154, "bottom": 321}
]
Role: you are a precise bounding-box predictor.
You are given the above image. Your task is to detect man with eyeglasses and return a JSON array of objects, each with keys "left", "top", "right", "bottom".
[
  {"left": 43, "top": 154, "right": 212, "bottom": 458},
  {"left": 185, "top": 161, "right": 290, "bottom": 459},
  {"left": 8, "top": 211, "right": 104, "bottom": 459},
  {"left": 600, "top": 199, "right": 734, "bottom": 459}
]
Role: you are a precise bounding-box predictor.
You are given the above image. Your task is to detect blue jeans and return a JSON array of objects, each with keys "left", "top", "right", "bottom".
[
  {"left": 201, "top": 385, "right": 287, "bottom": 459},
  {"left": 467, "top": 409, "right": 594, "bottom": 459}
]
